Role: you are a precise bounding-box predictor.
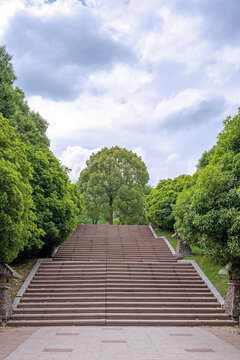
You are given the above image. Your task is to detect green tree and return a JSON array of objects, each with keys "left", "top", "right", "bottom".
[
  {"left": 174, "top": 109, "right": 240, "bottom": 275},
  {"left": 78, "top": 146, "right": 149, "bottom": 225},
  {"left": 196, "top": 145, "right": 216, "bottom": 171},
  {"left": 8, "top": 88, "right": 50, "bottom": 149},
  {"left": 0, "top": 115, "right": 43, "bottom": 263},
  {"left": 28, "top": 149, "right": 79, "bottom": 256},
  {"left": 145, "top": 175, "right": 191, "bottom": 229},
  {"left": 0, "top": 45, "right": 16, "bottom": 120},
  {"left": 0, "top": 46, "right": 49, "bottom": 149},
  {"left": 0, "top": 45, "right": 79, "bottom": 258},
  {"left": 69, "top": 183, "right": 83, "bottom": 214}
]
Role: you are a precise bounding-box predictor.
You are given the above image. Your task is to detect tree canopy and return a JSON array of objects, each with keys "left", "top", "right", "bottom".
[
  {"left": 28, "top": 149, "right": 80, "bottom": 255},
  {"left": 174, "top": 109, "right": 240, "bottom": 275},
  {"left": 196, "top": 145, "right": 216, "bottom": 171},
  {"left": 145, "top": 175, "right": 191, "bottom": 229},
  {"left": 0, "top": 115, "right": 43, "bottom": 263},
  {"left": 0, "top": 46, "right": 49, "bottom": 149},
  {"left": 77, "top": 146, "right": 149, "bottom": 225},
  {"left": 0, "top": 45, "right": 80, "bottom": 261}
]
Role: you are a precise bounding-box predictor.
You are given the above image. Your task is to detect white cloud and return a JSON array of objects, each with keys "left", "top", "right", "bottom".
[
  {"left": 165, "top": 153, "right": 180, "bottom": 163},
  {"left": 28, "top": 92, "right": 144, "bottom": 143},
  {"left": 60, "top": 145, "right": 101, "bottom": 183},
  {"left": 207, "top": 46, "right": 240, "bottom": 83},
  {"left": 88, "top": 64, "right": 152, "bottom": 98},
  {"left": 154, "top": 89, "right": 208, "bottom": 122},
  {"left": 1, "top": 0, "right": 239, "bottom": 189},
  {"left": 0, "top": 0, "right": 24, "bottom": 37},
  {"left": 138, "top": 6, "right": 209, "bottom": 73}
]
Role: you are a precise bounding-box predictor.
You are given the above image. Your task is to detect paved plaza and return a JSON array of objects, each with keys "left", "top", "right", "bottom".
[{"left": 0, "top": 326, "right": 240, "bottom": 360}]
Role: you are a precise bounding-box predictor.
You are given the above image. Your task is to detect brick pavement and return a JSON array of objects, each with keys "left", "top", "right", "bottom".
[
  {"left": 0, "top": 326, "right": 239, "bottom": 360},
  {"left": 207, "top": 326, "right": 240, "bottom": 351},
  {"left": 0, "top": 327, "right": 38, "bottom": 360}
]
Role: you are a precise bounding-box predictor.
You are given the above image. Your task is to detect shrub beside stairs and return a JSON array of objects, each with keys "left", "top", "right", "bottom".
[{"left": 9, "top": 225, "right": 237, "bottom": 326}]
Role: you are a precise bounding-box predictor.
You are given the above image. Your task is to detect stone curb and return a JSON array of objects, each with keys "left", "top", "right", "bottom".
[
  {"left": 161, "top": 236, "right": 176, "bottom": 256},
  {"left": 148, "top": 225, "right": 225, "bottom": 306},
  {"left": 12, "top": 258, "right": 52, "bottom": 310},
  {"left": 149, "top": 224, "right": 158, "bottom": 238},
  {"left": 149, "top": 225, "right": 176, "bottom": 255}
]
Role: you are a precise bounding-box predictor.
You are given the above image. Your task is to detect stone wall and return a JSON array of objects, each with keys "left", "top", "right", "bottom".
[
  {"left": 0, "top": 283, "right": 12, "bottom": 321},
  {"left": 224, "top": 279, "right": 240, "bottom": 318},
  {"left": 176, "top": 238, "right": 192, "bottom": 259}
]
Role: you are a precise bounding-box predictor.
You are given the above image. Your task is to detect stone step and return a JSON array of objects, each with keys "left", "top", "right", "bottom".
[
  {"left": 55, "top": 252, "right": 173, "bottom": 255},
  {"left": 39, "top": 262, "right": 191, "bottom": 272},
  {"left": 54, "top": 249, "right": 173, "bottom": 252},
  {"left": 8, "top": 319, "right": 237, "bottom": 327},
  {"left": 40, "top": 261, "right": 179, "bottom": 266},
  {"left": 23, "top": 291, "right": 213, "bottom": 298},
  {"left": 38, "top": 264, "right": 193, "bottom": 268},
  {"left": 29, "top": 283, "right": 206, "bottom": 288},
  {"left": 30, "top": 279, "right": 205, "bottom": 284},
  {"left": 36, "top": 270, "right": 195, "bottom": 275},
  {"left": 11, "top": 312, "right": 230, "bottom": 321},
  {"left": 14, "top": 307, "right": 225, "bottom": 314},
  {"left": 17, "top": 301, "right": 220, "bottom": 308},
  {"left": 25, "top": 288, "right": 211, "bottom": 295},
  {"left": 20, "top": 296, "right": 218, "bottom": 302},
  {"left": 33, "top": 277, "right": 200, "bottom": 282},
  {"left": 39, "top": 262, "right": 189, "bottom": 267}
]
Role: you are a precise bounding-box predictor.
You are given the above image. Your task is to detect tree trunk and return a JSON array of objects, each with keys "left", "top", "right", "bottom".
[
  {"left": 223, "top": 274, "right": 240, "bottom": 318},
  {"left": 109, "top": 196, "right": 113, "bottom": 225}
]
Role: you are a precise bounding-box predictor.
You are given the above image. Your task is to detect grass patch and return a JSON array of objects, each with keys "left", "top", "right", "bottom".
[
  {"left": 154, "top": 228, "right": 228, "bottom": 298},
  {"left": 154, "top": 228, "right": 178, "bottom": 250},
  {"left": 9, "top": 258, "right": 37, "bottom": 301}
]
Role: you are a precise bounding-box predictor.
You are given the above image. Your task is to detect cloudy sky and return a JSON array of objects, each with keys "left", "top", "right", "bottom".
[{"left": 0, "top": 0, "right": 239, "bottom": 185}]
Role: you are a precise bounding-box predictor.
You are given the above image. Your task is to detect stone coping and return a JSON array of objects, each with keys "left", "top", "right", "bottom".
[
  {"left": 149, "top": 225, "right": 176, "bottom": 255},
  {"left": 12, "top": 258, "right": 52, "bottom": 310},
  {"left": 149, "top": 224, "right": 158, "bottom": 238}
]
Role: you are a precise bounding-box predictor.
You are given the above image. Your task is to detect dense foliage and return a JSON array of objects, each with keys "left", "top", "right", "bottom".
[
  {"left": 196, "top": 145, "right": 216, "bottom": 171},
  {"left": 78, "top": 146, "right": 149, "bottom": 225},
  {"left": 0, "top": 45, "right": 80, "bottom": 261},
  {"left": 145, "top": 175, "right": 190, "bottom": 229},
  {"left": 29, "top": 149, "right": 80, "bottom": 255},
  {"left": 0, "top": 115, "right": 43, "bottom": 263},
  {"left": 0, "top": 46, "right": 49, "bottom": 149},
  {"left": 174, "top": 110, "right": 240, "bottom": 275}
]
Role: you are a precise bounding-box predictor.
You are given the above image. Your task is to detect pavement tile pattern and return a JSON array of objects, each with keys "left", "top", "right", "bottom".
[{"left": 1, "top": 326, "right": 240, "bottom": 360}]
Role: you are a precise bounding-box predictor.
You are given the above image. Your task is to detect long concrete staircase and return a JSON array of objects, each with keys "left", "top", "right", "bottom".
[{"left": 9, "top": 225, "right": 236, "bottom": 326}]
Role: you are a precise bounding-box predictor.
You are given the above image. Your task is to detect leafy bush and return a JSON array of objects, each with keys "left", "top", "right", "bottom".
[{"left": 145, "top": 175, "right": 190, "bottom": 229}]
